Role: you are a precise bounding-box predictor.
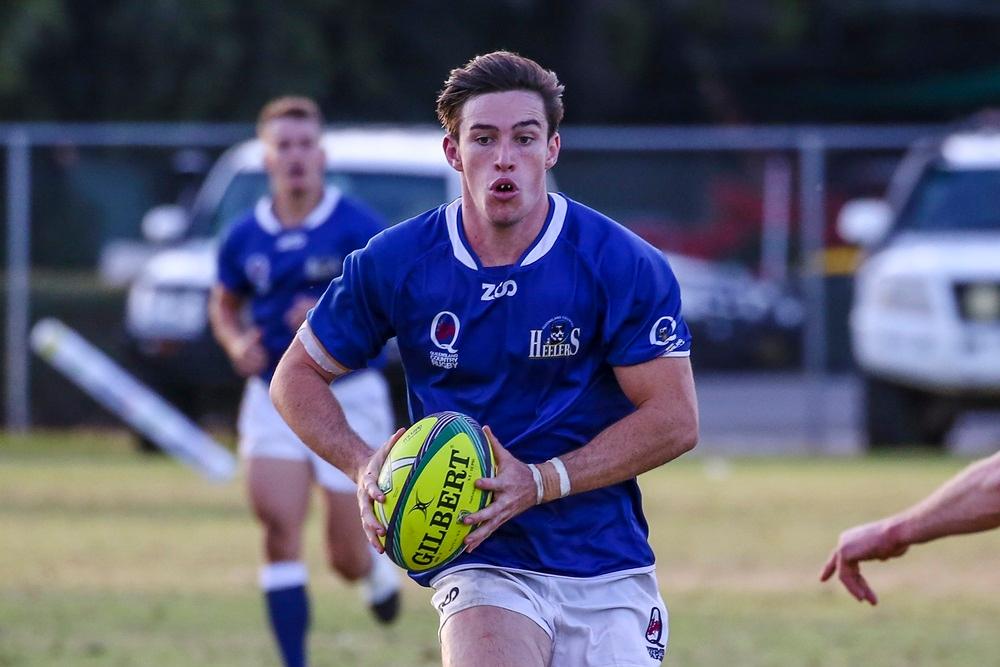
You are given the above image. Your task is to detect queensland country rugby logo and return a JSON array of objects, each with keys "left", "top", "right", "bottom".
[
  {"left": 528, "top": 316, "right": 581, "bottom": 359},
  {"left": 429, "top": 311, "right": 460, "bottom": 369},
  {"left": 649, "top": 316, "right": 684, "bottom": 354},
  {"left": 645, "top": 606, "right": 665, "bottom": 660}
]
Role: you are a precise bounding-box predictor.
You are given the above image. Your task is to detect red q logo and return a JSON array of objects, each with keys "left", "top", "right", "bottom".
[
  {"left": 430, "top": 311, "right": 460, "bottom": 354},
  {"left": 645, "top": 606, "right": 664, "bottom": 646}
]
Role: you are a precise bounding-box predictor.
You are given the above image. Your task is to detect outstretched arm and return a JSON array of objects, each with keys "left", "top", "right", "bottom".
[
  {"left": 821, "top": 450, "right": 1000, "bottom": 604},
  {"left": 463, "top": 355, "right": 699, "bottom": 551}
]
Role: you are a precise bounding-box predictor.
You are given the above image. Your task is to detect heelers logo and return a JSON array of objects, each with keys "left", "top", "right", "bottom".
[
  {"left": 304, "top": 255, "right": 342, "bottom": 281},
  {"left": 529, "top": 316, "right": 581, "bottom": 359},
  {"left": 429, "top": 311, "right": 460, "bottom": 369}
]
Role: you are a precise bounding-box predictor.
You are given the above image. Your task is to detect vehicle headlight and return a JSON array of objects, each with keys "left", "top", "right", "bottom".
[
  {"left": 126, "top": 283, "right": 208, "bottom": 340},
  {"left": 958, "top": 283, "right": 1000, "bottom": 322},
  {"left": 874, "top": 275, "right": 932, "bottom": 313}
]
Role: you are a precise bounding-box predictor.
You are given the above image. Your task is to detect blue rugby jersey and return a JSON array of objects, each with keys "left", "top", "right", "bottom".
[
  {"left": 216, "top": 187, "right": 385, "bottom": 382},
  {"left": 306, "top": 193, "right": 691, "bottom": 584}
]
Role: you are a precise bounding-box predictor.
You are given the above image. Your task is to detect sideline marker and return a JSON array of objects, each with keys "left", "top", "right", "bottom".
[{"left": 30, "top": 318, "right": 237, "bottom": 482}]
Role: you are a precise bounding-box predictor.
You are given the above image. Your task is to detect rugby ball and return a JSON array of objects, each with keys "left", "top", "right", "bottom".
[{"left": 373, "top": 411, "right": 494, "bottom": 572}]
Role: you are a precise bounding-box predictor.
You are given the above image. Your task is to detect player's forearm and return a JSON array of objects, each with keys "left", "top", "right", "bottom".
[
  {"left": 269, "top": 351, "right": 371, "bottom": 481},
  {"left": 557, "top": 399, "right": 698, "bottom": 497},
  {"left": 888, "top": 451, "right": 1000, "bottom": 548},
  {"left": 207, "top": 286, "right": 246, "bottom": 353}
]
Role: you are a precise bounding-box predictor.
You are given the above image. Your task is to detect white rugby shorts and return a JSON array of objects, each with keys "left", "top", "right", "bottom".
[
  {"left": 237, "top": 369, "right": 394, "bottom": 492},
  {"left": 430, "top": 566, "right": 668, "bottom": 666}
]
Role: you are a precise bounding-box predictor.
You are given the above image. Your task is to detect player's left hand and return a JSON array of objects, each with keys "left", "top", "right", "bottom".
[
  {"left": 461, "top": 426, "right": 537, "bottom": 553},
  {"left": 284, "top": 296, "right": 318, "bottom": 332},
  {"left": 819, "top": 519, "right": 909, "bottom": 605}
]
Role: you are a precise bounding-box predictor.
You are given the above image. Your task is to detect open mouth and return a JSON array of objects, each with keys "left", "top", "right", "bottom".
[{"left": 492, "top": 180, "right": 517, "bottom": 194}]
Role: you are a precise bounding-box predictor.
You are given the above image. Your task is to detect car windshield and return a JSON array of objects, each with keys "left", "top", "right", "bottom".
[
  {"left": 201, "top": 171, "right": 448, "bottom": 235},
  {"left": 896, "top": 164, "right": 1000, "bottom": 232}
]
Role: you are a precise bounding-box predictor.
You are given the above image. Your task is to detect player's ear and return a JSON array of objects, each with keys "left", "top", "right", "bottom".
[
  {"left": 443, "top": 134, "right": 463, "bottom": 172},
  {"left": 544, "top": 132, "right": 560, "bottom": 171}
]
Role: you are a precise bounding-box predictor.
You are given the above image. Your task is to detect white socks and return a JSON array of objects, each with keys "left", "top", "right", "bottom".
[
  {"left": 362, "top": 546, "right": 400, "bottom": 604},
  {"left": 260, "top": 560, "right": 309, "bottom": 591}
]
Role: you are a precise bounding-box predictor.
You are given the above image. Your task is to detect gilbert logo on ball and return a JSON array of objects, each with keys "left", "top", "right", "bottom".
[{"left": 374, "top": 411, "right": 494, "bottom": 572}]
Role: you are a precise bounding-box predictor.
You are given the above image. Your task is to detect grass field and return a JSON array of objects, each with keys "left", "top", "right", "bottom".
[{"left": 2, "top": 431, "right": 998, "bottom": 666}]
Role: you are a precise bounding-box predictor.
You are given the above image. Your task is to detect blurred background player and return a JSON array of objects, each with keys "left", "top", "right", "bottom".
[
  {"left": 821, "top": 448, "right": 1000, "bottom": 605},
  {"left": 207, "top": 96, "right": 399, "bottom": 667},
  {"left": 270, "top": 52, "right": 699, "bottom": 666}
]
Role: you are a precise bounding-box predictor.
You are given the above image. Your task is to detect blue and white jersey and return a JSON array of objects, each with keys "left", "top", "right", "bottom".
[
  {"left": 306, "top": 193, "right": 691, "bottom": 584},
  {"left": 217, "top": 186, "right": 385, "bottom": 382}
]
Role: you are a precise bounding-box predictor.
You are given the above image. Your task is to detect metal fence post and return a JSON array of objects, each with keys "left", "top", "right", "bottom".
[
  {"left": 6, "top": 128, "right": 31, "bottom": 432},
  {"left": 798, "top": 134, "right": 828, "bottom": 451},
  {"left": 761, "top": 154, "right": 792, "bottom": 282}
]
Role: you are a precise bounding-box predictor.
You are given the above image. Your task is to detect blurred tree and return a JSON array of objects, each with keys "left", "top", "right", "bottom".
[{"left": 1, "top": 0, "right": 999, "bottom": 123}]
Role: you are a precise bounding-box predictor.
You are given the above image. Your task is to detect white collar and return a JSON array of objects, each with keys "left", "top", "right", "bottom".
[
  {"left": 255, "top": 186, "right": 342, "bottom": 235},
  {"left": 445, "top": 193, "right": 567, "bottom": 269}
]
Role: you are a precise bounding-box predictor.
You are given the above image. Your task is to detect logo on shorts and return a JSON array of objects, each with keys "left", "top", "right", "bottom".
[
  {"left": 437, "top": 586, "right": 460, "bottom": 612},
  {"left": 645, "top": 606, "right": 665, "bottom": 660},
  {"left": 429, "top": 311, "right": 460, "bottom": 369}
]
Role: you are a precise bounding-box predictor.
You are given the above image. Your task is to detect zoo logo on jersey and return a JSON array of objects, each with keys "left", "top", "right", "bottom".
[
  {"left": 649, "top": 316, "right": 684, "bottom": 354},
  {"left": 481, "top": 280, "right": 517, "bottom": 301},
  {"left": 529, "top": 316, "right": 581, "bottom": 359},
  {"left": 429, "top": 311, "right": 461, "bottom": 369}
]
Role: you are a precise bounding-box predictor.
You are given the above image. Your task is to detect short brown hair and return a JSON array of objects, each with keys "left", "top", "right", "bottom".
[
  {"left": 256, "top": 96, "right": 324, "bottom": 137},
  {"left": 436, "top": 51, "right": 564, "bottom": 139}
]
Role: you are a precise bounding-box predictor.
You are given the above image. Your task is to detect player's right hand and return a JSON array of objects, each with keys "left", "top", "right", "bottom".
[
  {"left": 228, "top": 328, "right": 267, "bottom": 377},
  {"left": 357, "top": 427, "right": 406, "bottom": 552}
]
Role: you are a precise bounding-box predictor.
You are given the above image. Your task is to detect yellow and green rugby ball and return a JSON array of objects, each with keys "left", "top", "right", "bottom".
[{"left": 373, "top": 411, "right": 495, "bottom": 572}]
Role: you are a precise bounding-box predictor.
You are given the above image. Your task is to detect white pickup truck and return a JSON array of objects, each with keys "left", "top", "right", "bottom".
[
  {"left": 838, "top": 116, "right": 1000, "bottom": 448},
  {"left": 122, "top": 127, "right": 461, "bottom": 430}
]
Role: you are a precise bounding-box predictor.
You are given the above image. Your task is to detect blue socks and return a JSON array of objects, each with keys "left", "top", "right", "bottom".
[{"left": 261, "top": 561, "right": 310, "bottom": 667}]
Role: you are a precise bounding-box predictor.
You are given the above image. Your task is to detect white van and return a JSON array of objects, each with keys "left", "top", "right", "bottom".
[{"left": 838, "top": 114, "right": 1000, "bottom": 447}]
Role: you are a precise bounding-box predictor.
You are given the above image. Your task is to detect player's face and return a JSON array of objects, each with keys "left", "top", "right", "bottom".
[
  {"left": 261, "top": 117, "right": 325, "bottom": 199},
  {"left": 444, "top": 90, "right": 560, "bottom": 229}
]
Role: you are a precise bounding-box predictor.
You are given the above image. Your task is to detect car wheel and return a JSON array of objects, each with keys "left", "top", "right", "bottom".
[{"left": 863, "top": 375, "right": 956, "bottom": 450}]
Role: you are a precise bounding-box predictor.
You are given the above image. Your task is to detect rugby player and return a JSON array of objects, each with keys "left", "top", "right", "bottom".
[
  {"left": 271, "top": 54, "right": 699, "bottom": 666},
  {"left": 208, "top": 96, "right": 400, "bottom": 667}
]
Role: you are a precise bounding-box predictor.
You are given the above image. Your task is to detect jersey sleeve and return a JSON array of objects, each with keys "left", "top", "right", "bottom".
[
  {"left": 216, "top": 225, "right": 249, "bottom": 294},
  {"left": 603, "top": 243, "right": 692, "bottom": 367},
  {"left": 305, "top": 241, "right": 394, "bottom": 370}
]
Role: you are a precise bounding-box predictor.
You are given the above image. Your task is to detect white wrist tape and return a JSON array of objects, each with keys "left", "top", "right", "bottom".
[
  {"left": 548, "top": 456, "right": 571, "bottom": 498},
  {"left": 527, "top": 463, "right": 544, "bottom": 505}
]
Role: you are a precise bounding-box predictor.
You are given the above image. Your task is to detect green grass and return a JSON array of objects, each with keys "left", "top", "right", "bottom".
[{"left": 2, "top": 431, "right": 999, "bottom": 666}]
